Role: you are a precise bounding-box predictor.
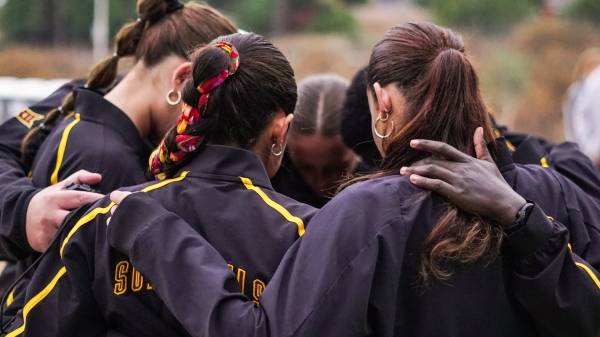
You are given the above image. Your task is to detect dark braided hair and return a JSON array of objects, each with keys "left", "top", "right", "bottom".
[{"left": 156, "top": 33, "right": 297, "bottom": 178}]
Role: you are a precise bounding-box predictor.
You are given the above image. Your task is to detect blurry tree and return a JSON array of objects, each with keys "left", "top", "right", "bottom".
[
  {"left": 210, "top": 0, "right": 356, "bottom": 35},
  {"left": 307, "top": 0, "right": 357, "bottom": 35},
  {"left": 342, "top": 0, "right": 367, "bottom": 4},
  {"left": 0, "top": 0, "right": 136, "bottom": 45},
  {"left": 431, "top": 0, "right": 543, "bottom": 33},
  {"left": 414, "top": 0, "right": 433, "bottom": 7},
  {"left": 564, "top": 0, "right": 600, "bottom": 26}
]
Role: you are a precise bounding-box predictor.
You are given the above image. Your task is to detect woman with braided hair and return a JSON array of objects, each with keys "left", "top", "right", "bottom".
[
  {"left": 0, "top": 0, "right": 237, "bottom": 326},
  {"left": 3, "top": 33, "right": 316, "bottom": 337}
]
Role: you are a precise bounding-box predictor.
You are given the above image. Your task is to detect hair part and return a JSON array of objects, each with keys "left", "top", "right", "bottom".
[
  {"left": 362, "top": 22, "right": 502, "bottom": 283},
  {"left": 291, "top": 74, "right": 349, "bottom": 137},
  {"left": 21, "top": 0, "right": 237, "bottom": 168}
]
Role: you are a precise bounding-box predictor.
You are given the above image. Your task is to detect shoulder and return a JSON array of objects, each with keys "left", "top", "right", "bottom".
[
  {"left": 335, "top": 175, "right": 418, "bottom": 208},
  {"left": 513, "top": 164, "right": 561, "bottom": 186},
  {"left": 310, "top": 175, "right": 424, "bottom": 238}
]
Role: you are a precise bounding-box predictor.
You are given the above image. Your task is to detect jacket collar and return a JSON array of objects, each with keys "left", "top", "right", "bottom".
[
  {"left": 73, "top": 88, "right": 151, "bottom": 157},
  {"left": 178, "top": 145, "right": 273, "bottom": 190}
]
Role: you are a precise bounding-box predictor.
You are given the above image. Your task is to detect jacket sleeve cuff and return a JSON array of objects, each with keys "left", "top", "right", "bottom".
[
  {"left": 14, "top": 188, "right": 37, "bottom": 254},
  {"left": 107, "top": 193, "right": 172, "bottom": 255},
  {"left": 503, "top": 203, "right": 554, "bottom": 260}
]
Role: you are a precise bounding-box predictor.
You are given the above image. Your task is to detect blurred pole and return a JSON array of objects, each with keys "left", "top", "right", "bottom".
[
  {"left": 52, "top": 0, "right": 68, "bottom": 46},
  {"left": 272, "top": 0, "right": 290, "bottom": 36},
  {"left": 92, "top": 0, "right": 110, "bottom": 62}
]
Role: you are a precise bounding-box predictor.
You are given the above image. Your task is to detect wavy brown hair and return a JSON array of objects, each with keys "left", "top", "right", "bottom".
[
  {"left": 21, "top": 0, "right": 237, "bottom": 168},
  {"left": 365, "top": 22, "right": 502, "bottom": 283}
]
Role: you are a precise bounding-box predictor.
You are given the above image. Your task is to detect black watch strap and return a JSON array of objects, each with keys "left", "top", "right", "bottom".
[{"left": 504, "top": 202, "right": 535, "bottom": 235}]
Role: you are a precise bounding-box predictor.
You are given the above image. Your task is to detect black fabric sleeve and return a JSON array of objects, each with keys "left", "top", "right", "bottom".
[
  {"left": 505, "top": 204, "right": 600, "bottom": 337},
  {"left": 108, "top": 193, "right": 267, "bottom": 336},
  {"left": 3, "top": 204, "right": 107, "bottom": 336},
  {"left": 0, "top": 79, "right": 85, "bottom": 260},
  {"left": 108, "top": 181, "right": 409, "bottom": 337}
]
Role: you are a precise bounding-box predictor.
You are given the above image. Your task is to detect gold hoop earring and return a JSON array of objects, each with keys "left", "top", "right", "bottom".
[
  {"left": 373, "top": 110, "right": 393, "bottom": 139},
  {"left": 271, "top": 143, "right": 283, "bottom": 157},
  {"left": 166, "top": 89, "right": 182, "bottom": 106}
]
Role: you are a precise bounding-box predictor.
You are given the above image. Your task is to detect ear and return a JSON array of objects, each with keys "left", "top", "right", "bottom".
[
  {"left": 272, "top": 112, "right": 294, "bottom": 149},
  {"left": 278, "top": 114, "right": 295, "bottom": 147},
  {"left": 171, "top": 62, "right": 192, "bottom": 90},
  {"left": 373, "top": 82, "right": 391, "bottom": 114}
]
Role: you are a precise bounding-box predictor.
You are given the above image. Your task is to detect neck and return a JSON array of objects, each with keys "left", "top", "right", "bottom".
[{"left": 104, "top": 63, "right": 156, "bottom": 139}]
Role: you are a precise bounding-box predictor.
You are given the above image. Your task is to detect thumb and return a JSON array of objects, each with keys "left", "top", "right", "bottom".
[
  {"left": 59, "top": 170, "right": 102, "bottom": 188},
  {"left": 473, "top": 127, "right": 493, "bottom": 163},
  {"left": 110, "top": 191, "right": 132, "bottom": 205}
]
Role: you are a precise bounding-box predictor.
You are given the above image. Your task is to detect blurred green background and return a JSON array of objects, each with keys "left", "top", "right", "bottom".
[{"left": 0, "top": 0, "right": 599, "bottom": 141}]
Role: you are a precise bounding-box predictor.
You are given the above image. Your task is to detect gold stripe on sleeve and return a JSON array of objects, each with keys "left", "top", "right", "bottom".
[
  {"left": 6, "top": 267, "right": 67, "bottom": 337},
  {"left": 575, "top": 262, "right": 600, "bottom": 289},
  {"left": 6, "top": 289, "right": 14, "bottom": 306},
  {"left": 60, "top": 171, "right": 190, "bottom": 257},
  {"left": 12, "top": 171, "right": 191, "bottom": 335},
  {"left": 240, "top": 177, "right": 306, "bottom": 236}
]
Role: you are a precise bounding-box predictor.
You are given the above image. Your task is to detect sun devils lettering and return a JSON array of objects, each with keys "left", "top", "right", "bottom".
[
  {"left": 15, "top": 108, "right": 44, "bottom": 129},
  {"left": 114, "top": 260, "right": 153, "bottom": 295}
]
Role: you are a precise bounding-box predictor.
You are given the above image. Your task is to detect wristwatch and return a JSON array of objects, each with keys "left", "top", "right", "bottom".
[{"left": 504, "top": 202, "right": 535, "bottom": 235}]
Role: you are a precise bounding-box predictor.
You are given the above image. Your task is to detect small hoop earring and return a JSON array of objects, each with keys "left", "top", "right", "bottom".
[
  {"left": 271, "top": 143, "right": 283, "bottom": 157},
  {"left": 373, "top": 112, "right": 394, "bottom": 139},
  {"left": 380, "top": 108, "right": 390, "bottom": 122},
  {"left": 166, "top": 89, "right": 182, "bottom": 106}
]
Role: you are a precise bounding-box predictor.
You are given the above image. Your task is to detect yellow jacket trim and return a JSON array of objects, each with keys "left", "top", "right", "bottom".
[
  {"left": 60, "top": 171, "right": 189, "bottom": 258},
  {"left": 60, "top": 202, "right": 115, "bottom": 257},
  {"left": 50, "top": 114, "right": 81, "bottom": 185},
  {"left": 240, "top": 177, "right": 306, "bottom": 236},
  {"left": 12, "top": 171, "right": 191, "bottom": 335},
  {"left": 505, "top": 140, "right": 516, "bottom": 151},
  {"left": 140, "top": 171, "right": 189, "bottom": 193},
  {"left": 6, "top": 289, "right": 14, "bottom": 307},
  {"left": 6, "top": 267, "right": 67, "bottom": 337},
  {"left": 540, "top": 157, "right": 549, "bottom": 168},
  {"left": 575, "top": 262, "right": 600, "bottom": 290}
]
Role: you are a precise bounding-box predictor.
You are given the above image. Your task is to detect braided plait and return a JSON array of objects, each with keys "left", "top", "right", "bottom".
[
  {"left": 150, "top": 42, "right": 239, "bottom": 180},
  {"left": 151, "top": 33, "right": 297, "bottom": 180}
]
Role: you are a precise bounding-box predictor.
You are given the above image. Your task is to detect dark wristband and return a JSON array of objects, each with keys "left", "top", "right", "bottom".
[{"left": 504, "top": 202, "right": 534, "bottom": 235}]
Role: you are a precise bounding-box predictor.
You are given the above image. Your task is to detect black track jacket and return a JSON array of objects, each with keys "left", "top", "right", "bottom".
[
  {"left": 4, "top": 145, "right": 316, "bottom": 336},
  {"left": 98, "top": 143, "right": 600, "bottom": 337}
]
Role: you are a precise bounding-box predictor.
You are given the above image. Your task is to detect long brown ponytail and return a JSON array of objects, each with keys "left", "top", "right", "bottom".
[
  {"left": 21, "top": 0, "right": 237, "bottom": 168},
  {"left": 365, "top": 22, "right": 502, "bottom": 283}
]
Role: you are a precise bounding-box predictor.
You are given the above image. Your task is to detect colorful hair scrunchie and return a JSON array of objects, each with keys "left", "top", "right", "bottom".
[{"left": 149, "top": 41, "right": 240, "bottom": 180}]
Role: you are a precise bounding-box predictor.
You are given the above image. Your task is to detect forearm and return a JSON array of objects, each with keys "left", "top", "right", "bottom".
[
  {"left": 0, "top": 151, "right": 38, "bottom": 260},
  {"left": 108, "top": 194, "right": 270, "bottom": 337}
]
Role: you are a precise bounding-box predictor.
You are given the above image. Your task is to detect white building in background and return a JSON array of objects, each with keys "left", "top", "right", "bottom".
[{"left": 0, "top": 77, "right": 69, "bottom": 123}]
